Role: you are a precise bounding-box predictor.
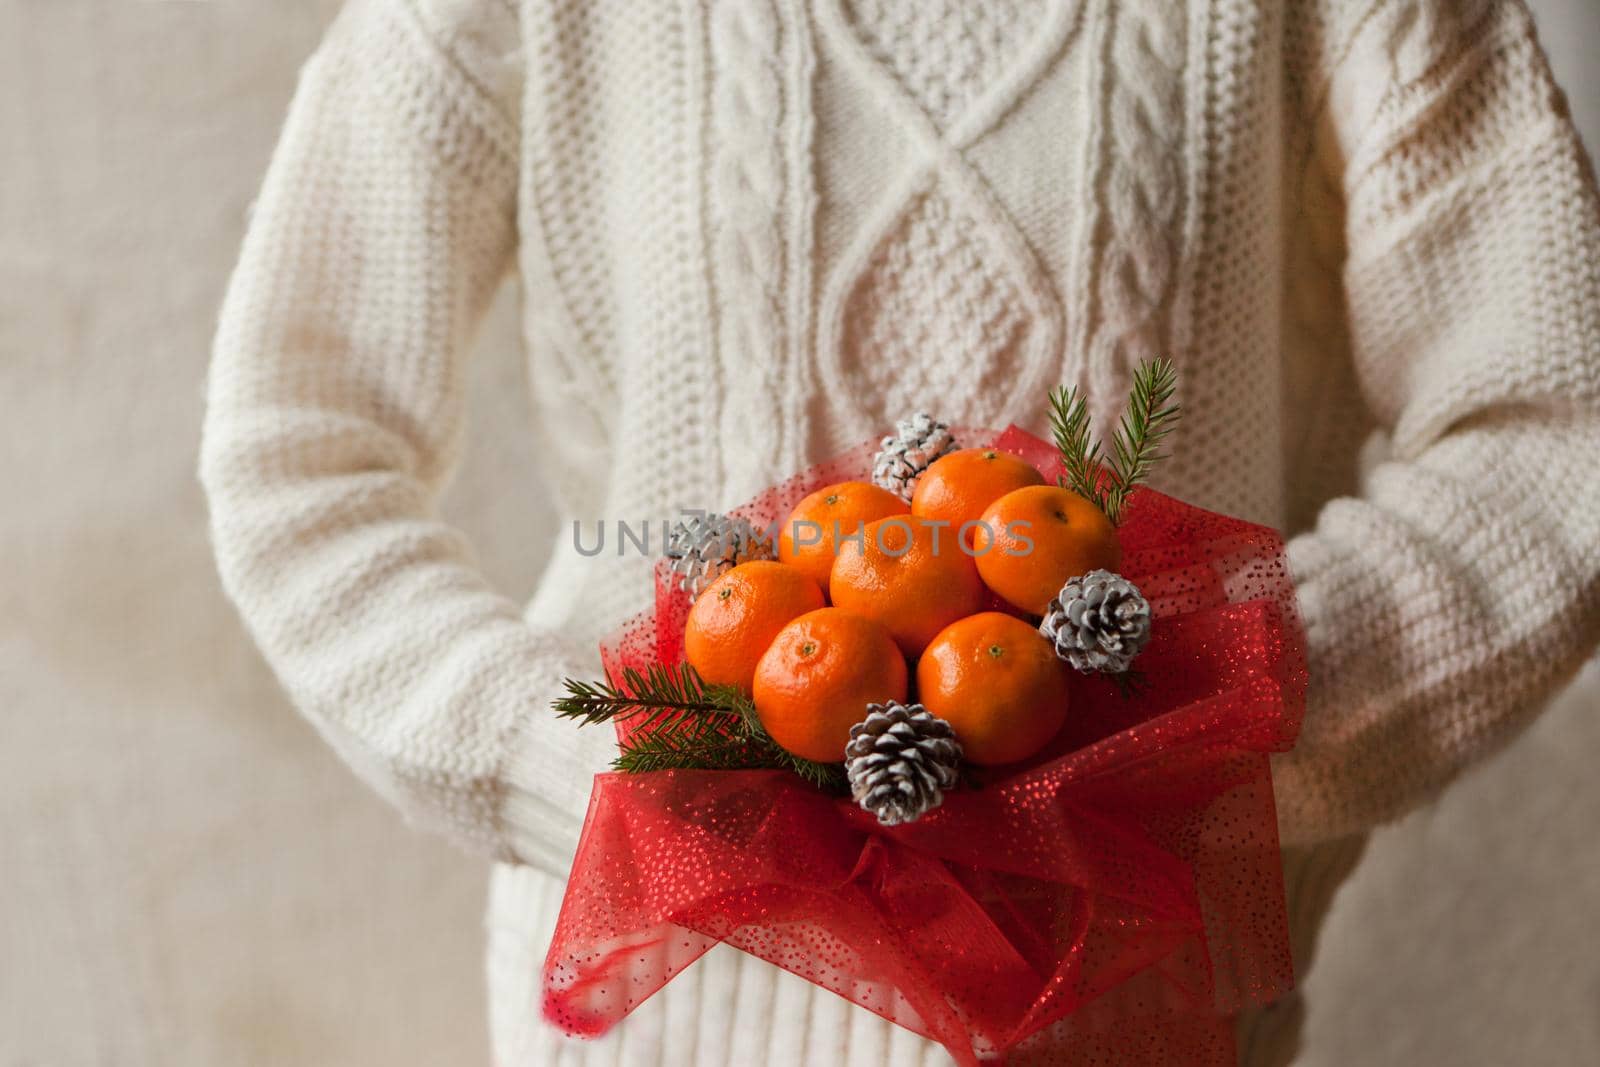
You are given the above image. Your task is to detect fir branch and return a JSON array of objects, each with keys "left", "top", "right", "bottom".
[
  {"left": 553, "top": 662, "right": 848, "bottom": 792},
  {"left": 1047, "top": 384, "right": 1105, "bottom": 510},
  {"left": 613, "top": 731, "right": 769, "bottom": 774},
  {"left": 1103, "top": 358, "right": 1180, "bottom": 525},
  {"left": 614, "top": 726, "right": 846, "bottom": 792},
  {"left": 762, "top": 744, "right": 849, "bottom": 792},
  {"left": 553, "top": 662, "right": 740, "bottom": 730},
  {"left": 702, "top": 678, "right": 761, "bottom": 724}
]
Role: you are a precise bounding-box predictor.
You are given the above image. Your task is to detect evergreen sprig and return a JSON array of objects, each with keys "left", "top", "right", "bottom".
[
  {"left": 1048, "top": 383, "right": 1102, "bottom": 507},
  {"left": 1046, "top": 358, "right": 1182, "bottom": 525},
  {"left": 1105, "top": 358, "right": 1180, "bottom": 523},
  {"left": 553, "top": 663, "right": 846, "bottom": 792},
  {"left": 554, "top": 662, "right": 731, "bottom": 727}
]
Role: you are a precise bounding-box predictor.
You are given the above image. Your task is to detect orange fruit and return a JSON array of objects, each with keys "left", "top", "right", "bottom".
[
  {"left": 777, "top": 481, "right": 909, "bottom": 591},
  {"left": 911, "top": 448, "right": 1046, "bottom": 548},
  {"left": 829, "top": 516, "right": 986, "bottom": 657},
  {"left": 684, "top": 561, "right": 826, "bottom": 692},
  {"left": 973, "top": 485, "right": 1122, "bottom": 615},
  {"left": 917, "top": 612, "right": 1070, "bottom": 766},
  {"left": 753, "top": 608, "right": 909, "bottom": 763}
]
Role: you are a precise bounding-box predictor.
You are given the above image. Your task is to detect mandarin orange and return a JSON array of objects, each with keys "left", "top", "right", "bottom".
[
  {"left": 829, "top": 516, "right": 985, "bottom": 657},
  {"left": 777, "top": 481, "right": 908, "bottom": 591},
  {"left": 917, "top": 612, "right": 1070, "bottom": 765},
  {"left": 973, "top": 485, "right": 1122, "bottom": 615},
  {"left": 684, "top": 561, "right": 826, "bottom": 691},
  {"left": 910, "top": 448, "right": 1045, "bottom": 547},
  {"left": 752, "top": 607, "right": 908, "bottom": 763}
]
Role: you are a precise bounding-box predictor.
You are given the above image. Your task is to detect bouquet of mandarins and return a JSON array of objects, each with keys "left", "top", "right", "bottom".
[{"left": 542, "top": 362, "right": 1307, "bottom": 1066}]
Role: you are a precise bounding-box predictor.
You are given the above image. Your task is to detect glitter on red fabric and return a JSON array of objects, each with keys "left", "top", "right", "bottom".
[{"left": 540, "top": 427, "right": 1307, "bottom": 1066}]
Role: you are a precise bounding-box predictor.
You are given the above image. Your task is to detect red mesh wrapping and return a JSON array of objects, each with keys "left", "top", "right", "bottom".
[{"left": 541, "top": 427, "right": 1307, "bottom": 1065}]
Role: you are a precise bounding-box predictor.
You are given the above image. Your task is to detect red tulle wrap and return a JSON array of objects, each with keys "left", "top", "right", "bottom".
[{"left": 541, "top": 427, "right": 1307, "bottom": 1065}]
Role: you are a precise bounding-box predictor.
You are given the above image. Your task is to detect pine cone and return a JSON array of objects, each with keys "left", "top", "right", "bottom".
[
  {"left": 664, "top": 513, "right": 775, "bottom": 596},
  {"left": 1039, "top": 569, "right": 1152, "bottom": 674},
  {"left": 871, "top": 412, "right": 958, "bottom": 502},
  {"left": 844, "top": 701, "right": 962, "bottom": 826}
]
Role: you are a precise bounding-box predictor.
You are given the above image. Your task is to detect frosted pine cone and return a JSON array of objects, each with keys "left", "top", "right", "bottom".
[
  {"left": 1039, "top": 569, "right": 1152, "bottom": 674},
  {"left": 871, "top": 412, "right": 958, "bottom": 502},
  {"left": 844, "top": 701, "right": 962, "bottom": 826},
  {"left": 664, "top": 513, "right": 774, "bottom": 596}
]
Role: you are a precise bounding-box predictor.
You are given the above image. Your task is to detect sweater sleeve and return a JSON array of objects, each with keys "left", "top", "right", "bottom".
[
  {"left": 197, "top": 0, "right": 592, "bottom": 874},
  {"left": 1273, "top": 0, "right": 1600, "bottom": 845}
]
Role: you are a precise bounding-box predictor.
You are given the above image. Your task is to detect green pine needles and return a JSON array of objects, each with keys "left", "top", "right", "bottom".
[
  {"left": 1048, "top": 357, "right": 1181, "bottom": 525},
  {"left": 553, "top": 662, "right": 847, "bottom": 792}
]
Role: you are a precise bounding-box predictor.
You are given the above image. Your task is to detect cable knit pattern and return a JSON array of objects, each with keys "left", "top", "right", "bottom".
[
  {"left": 844, "top": 0, "right": 1051, "bottom": 131},
  {"left": 813, "top": 0, "right": 1072, "bottom": 432},
  {"left": 709, "top": 0, "right": 790, "bottom": 498},
  {"left": 1082, "top": 0, "right": 1187, "bottom": 416},
  {"left": 197, "top": 2, "right": 1600, "bottom": 1065},
  {"left": 839, "top": 186, "right": 1033, "bottom": 420}
]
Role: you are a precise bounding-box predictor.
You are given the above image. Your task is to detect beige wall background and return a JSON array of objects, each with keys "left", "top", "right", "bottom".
[{"left": 2, "top": 2, "right": 1596, "bottom": 1064}]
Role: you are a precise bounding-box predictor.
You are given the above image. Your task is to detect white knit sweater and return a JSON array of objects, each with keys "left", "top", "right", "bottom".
[{"left": 198, "top": 0, "right": 1600, "bottom": 1063}]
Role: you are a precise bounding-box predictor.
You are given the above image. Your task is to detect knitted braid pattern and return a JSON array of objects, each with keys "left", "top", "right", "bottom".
[
  {"left": 710, "top": 0, "right": 790, "bottom": 497},
  {"left": 1083, "top": 1, "right": 1188, "bottom": 417},
  {"left": 844, "top": 0, "right": 1049, "bottom": 132},
  {"left": 813, "top": 0, "right": 1072, "bottom": 431}
]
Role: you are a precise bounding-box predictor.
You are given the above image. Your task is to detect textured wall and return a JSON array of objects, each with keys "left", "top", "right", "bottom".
[
  {"left": 0, "top": 2, "right": 1595, "bottom": 1065},
  {"left": 0, "top": 4, "right": 510, "bottom": 1063}
]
